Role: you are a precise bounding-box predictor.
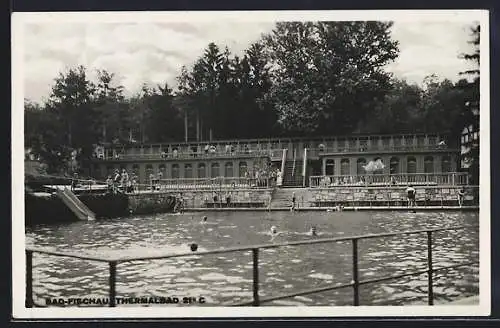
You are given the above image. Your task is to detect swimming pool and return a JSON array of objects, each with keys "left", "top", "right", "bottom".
[{"left": 26, "top": 210, "right": 479, "bottom": 306}]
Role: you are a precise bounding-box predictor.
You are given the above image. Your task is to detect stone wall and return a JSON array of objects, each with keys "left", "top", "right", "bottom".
[
  {"left": 127, "top": 192, "right": 177, "bottom": 214},
  {"left": 128, "top": 188, "right": 273, "bottom": 210},
  {"left": 308, "top": 186, "right": 478, "bottom": 207}
]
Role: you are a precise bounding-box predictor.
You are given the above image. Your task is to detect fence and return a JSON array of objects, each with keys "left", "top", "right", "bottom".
[
  {"left": 25, "top": 225, "right": 478, "bottom": 307},
  {"left": 27, "top": 173, "right": 270, "bottom": 195},
  {"left": 306, "top": 144, "right": 452, "bottom": 158},
  {"left": 98, "top": 149, "right": 277, "bottom": 161},
  {"left": 309, "top": 172, "right": 469, "bottom": 188}
]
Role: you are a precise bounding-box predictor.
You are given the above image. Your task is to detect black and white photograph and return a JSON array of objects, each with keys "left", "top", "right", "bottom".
[{"left": 12, "top": 10, "right": 490, "bottom": 318}]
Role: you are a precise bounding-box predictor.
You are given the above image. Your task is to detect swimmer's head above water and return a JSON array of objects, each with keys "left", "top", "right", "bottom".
[
  {"left": 202, "top": 216, "right": 208, "bottom": 222},
  {"left": 310, "top": 226, "right": 317, "bottom": 236},
  {"left": 270, "top": 225, "right": 278, "bottom": 235}
]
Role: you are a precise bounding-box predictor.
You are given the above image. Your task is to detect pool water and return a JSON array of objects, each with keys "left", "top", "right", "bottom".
[{"left": 26, "top": 210, "right": 479, "bottom": 306}]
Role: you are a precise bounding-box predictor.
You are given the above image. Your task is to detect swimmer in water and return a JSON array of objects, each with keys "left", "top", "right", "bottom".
[
  {"left": 202, "top": 216, "right": 208, "bottom": 223},
  {"left": 309, "top": 226, "right": 318, "bottom": 236},
  {"left": 270, "top": 225, "right": 278, "bottom": 235}
]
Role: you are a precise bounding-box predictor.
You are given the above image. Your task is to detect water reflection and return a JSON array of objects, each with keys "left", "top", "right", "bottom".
[{"left": 26, "top": 211, "right": 479, "bottom": 306}]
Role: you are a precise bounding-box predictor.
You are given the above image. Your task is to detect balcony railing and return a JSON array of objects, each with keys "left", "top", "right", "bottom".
[
  {"left": 25, "top": 225, "right": 478, "bottom": 308},
  {"left": 96, "top": 149, "right": 277, "bottom": 161},
  {"left": 148, "top": 177, "right": 270, "bottom": 190},
  {"left": 309, "top": 172, "right": 469, "bottom": 188},
  {"left": 307, "top": 145, "right": 454, "bottom": 158}
]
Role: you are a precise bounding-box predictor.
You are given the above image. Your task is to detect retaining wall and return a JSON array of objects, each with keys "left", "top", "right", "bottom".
[
  {"left": 128, "top": 189, "right": 273, "bottom": 209},
  {"left": 308, "top": 186, "right": 478, "bottom": 207}
]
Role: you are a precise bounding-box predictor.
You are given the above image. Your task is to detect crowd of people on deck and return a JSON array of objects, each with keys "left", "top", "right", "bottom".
[
  {"left": 318, "top": 175, "right": 403, "bottom": 187},
  {"left": 106, "top": 168, "right": 138, "bottom": 194},
  {"left": 155, "top": 143, "right": 272, "bottom": 159}
]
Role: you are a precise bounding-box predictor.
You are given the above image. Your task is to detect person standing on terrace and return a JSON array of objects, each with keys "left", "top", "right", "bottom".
[
  {"left": 131, "top": 174, "right": 138, "bottom": 193},
  {"left": 406, "top": 185, "right": 416, "bottom": 208},
  {"left": 157, "top": 170, "right": 163, "bottom": 191},
  {"left": 113, "top": 169, "right": 121, "bottom": 192},
  {"left": 149, "top": 172, "right": 154, "bottom": 191},
  {"left": 458, "top": 188, "right": 465, "bottom": 207},
  {"left": 71, "top": 172, "right": 78, "bottom": 191},
  {"left": 121, "top": 169, "right": 129, "bottom": 191},
  {"left": 106, "top": 175, "right": 113, "bottom": 193}
]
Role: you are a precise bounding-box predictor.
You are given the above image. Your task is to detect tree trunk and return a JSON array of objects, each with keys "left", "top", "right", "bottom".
[
  {"left": 68, "top": 121, "right": 72, "bottom": 146},
  {"left": 196, "top": 109, "right": 200, "bottom": 141},
  {"left": 184, "top": 109, "right": 188, "bottom": 142}
]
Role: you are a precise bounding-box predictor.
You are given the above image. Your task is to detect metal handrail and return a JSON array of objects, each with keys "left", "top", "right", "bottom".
[
  {"left": 98, "top": 132, "right": 447, "bottom": 150},
  {"left": 310, "top": 172, "right": 470, "bottom": 187},
  {"left": 25, "top": 225, "right": 478, "bottom": 307}
]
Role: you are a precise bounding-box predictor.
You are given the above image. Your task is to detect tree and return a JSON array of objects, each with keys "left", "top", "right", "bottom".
[
  {"left": 31, "top": 66, "right": 99, "bottom": 173},
  {"left": 93, "top": 69, "right": 126, "bottom": 143},
  {"left": 359, "top": 79, "right": 423, "bottom": 134},
  {"left": 457, "top": 24, "right": 480, "bottom": 184},
  {"left": 147, "top": 83, "right": 184, "bottom": 142},
  {"left": 262, "top": 21, "right": 399, "bottom": 135}
]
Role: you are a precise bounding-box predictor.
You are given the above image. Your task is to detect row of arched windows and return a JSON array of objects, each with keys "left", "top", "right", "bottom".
[
  {"left": 325, "top": 156, "right": 452, "bottom": 175},
  {"left": 105, "top": 162, "right": 250, "bottom": 180}
]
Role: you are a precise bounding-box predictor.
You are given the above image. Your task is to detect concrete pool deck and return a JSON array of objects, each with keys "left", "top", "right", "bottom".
[{"left": 183, "top": 205, "right": 479, "bottom": 212}]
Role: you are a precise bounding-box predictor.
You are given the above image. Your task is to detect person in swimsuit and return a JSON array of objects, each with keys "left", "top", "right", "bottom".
[
  {"left": 406, "top": 185, "right": 416, "bottom": 208},
  {"left": 458, "top": 188, "right": 465, "bottom": 207}
]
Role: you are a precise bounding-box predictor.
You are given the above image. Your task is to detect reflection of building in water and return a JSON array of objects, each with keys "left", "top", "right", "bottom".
[{"left": 89, "top": 133, "right": 466, "bottom": 187}]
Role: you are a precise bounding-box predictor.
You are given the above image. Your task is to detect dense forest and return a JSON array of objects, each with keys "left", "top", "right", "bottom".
[{"left": 24, "top": 21, "right": 480, "bottom": 176}]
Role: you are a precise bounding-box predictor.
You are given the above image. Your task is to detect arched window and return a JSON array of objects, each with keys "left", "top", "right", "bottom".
[
  {"left": 441, "top": 156, "right": 452, "bottom": 173},
  {"left": 159, "top": 164, "right": 166, "bottom": 179},
  {"left": 424, "top": 156, "right": 434, "bottom": 173},
  {"left": 407, "top": 157, "right": 417, "bottom": 174},
  {"left": 326, "top": 159, "right": 335, "bottom": 175},
  {"left": 357, "top": 158, "right": 366, "bottom": 175},
  {"left": 197, "top": 163, "right": 206, "bottom": 178},
  {"left": 225, "top": 162, "right": 234, "bottom": 177},
  {"left": 341, "top": 158, "right": 350, "bottom": 175},
  {"left": 184, "top": 164, "right": 192, "bottom": 179},
  {"left": 146, "top": 164, "right": 153, "bottom": 178},
  {"left": 132, "top": 164, "right": 139, "bottom": 177},
  {"left": 94, "top": 166, "right": 102, "bottom": 179},
  {"left": 373, "top": 157, "right": 384, "bottom": 174},
  {"left": 390, "top": 157, "right": 400, "bottom": 174},
  {"left": 239, "top": 161, "right": 247, "bottom": 177},
  {"left": 106, "top": 166, "right": 114, "bottom": 177},
  {"left": 171, "top": 164, "right": 179, "bottom": 179},
  {"left": 211, "top": 163, "right": 220, "bottom": 178}
]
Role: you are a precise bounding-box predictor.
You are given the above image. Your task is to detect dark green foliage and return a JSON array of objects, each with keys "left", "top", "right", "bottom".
[{"left": 24, "top": 21, "right": 478, "bottom": 176}]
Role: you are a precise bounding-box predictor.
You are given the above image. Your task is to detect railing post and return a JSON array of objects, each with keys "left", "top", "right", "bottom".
[
  {"left": 25, "top": 250, "right": 33, "bottom": 308},
  {"left": 252, "top": 248, "right": 260, "bottom": 306},
  {"left": 427, "top": 231, "right": 434, "bottom": 305},
  {"left": 352, "top": 239, "right": 360, "bottom": 306},
  {"left": 109, "top": 261, "right": 117, "bottom": 307}
]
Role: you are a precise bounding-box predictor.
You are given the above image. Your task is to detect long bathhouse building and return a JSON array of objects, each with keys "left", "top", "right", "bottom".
[{"left": 90, "top": 133, "right": 467, "bottom": 188}]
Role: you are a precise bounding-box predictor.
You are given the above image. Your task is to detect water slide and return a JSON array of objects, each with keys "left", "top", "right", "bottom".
[{"left": 56, "top": 188, "right": 96, "bottom": 221}]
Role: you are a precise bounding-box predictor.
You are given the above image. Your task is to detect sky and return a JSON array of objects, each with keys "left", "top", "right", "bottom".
[{"left": 19, "top": 16, "right": 478, "bottom": 103}]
